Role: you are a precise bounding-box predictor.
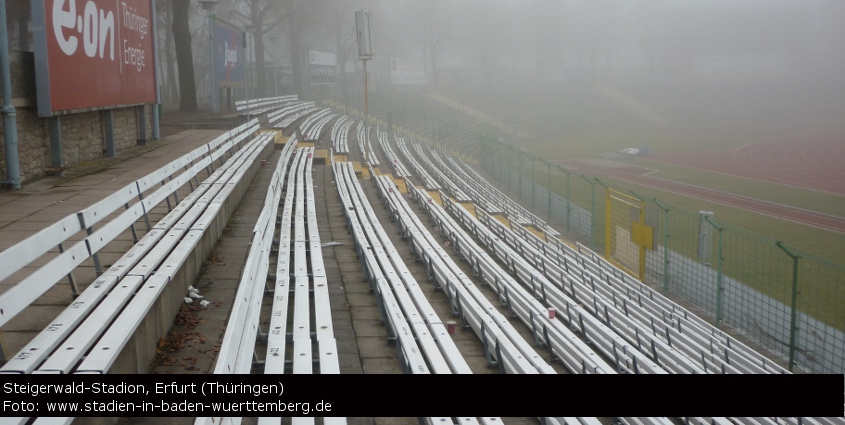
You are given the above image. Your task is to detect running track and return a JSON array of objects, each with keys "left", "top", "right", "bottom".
[
  {"left": 556, "top": 160, "right": 845, "bottom": 234},
  {"left": 650, "top": 132, "right": 845, "bottom": 195}
]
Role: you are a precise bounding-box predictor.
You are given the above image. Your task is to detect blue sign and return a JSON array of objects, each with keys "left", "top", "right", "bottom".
[{"left": 214, "top": 20, "right": 244, "bottom": 86}]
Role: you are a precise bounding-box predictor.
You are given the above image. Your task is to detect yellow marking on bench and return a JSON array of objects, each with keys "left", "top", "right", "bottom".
[
  {"left": 313, "top": 149, "right": 328, "bottom": 164},
  {"left": 299, "top": 142, "right": 315, "bottom": 148},
  {"left": 391, "top": 176, "right": 408, "bottom": 194},
  {"left": 459, "top": 202, "right": 477, "bottom": 218},
  {"left": 334, "top": 154, "right": 348, "bottom": 162},
  {"left": 426, "top": 190, "right": 443, "bottom": 206},
  {"left": 523, "top": 225, "right": 547, "bottom": 241},
  {"left": 557, "top": 236, "right": 577, "bottom": 251},
  {"left": 493, "top": 214, "right": 512, "bottom": 229}
]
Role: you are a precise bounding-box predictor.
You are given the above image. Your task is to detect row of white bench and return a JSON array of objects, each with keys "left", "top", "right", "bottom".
[
  {"left": 377, "top": 131, "right": 411, "bottom": 177},
  {"left": 1, "top": 123, "right": 274, "bottom": 425},
  {"left": 375, "top": 175, "right": 555, "bottom": 374},
  {"left": 333, "top": 159, "right": 468, "bottom": 374},
  {"left": 414, "top": 186, "right": 628, "bottom": 375},
  {"left": 428, "top": 144, "right": 791, "bottom": 374},
  {"left": 403, "top": 136, "right": 845, "bottom": 424},
  {"left": 355, "top": 122, "right": 379, "bottom": 166},
  {"left": 307, "top": 112, "right": 337, "bottom": 142},
  {"left": 198, "top": 139, "right": 344, "bottom": 425},
  {"left": 416, "top": 146, "right": 472, "bottom": 203},
  {"left": 273, "top": 105, "right": 320, "bottom": 130},
  {"left": 412, "top": 140, "right": 772, "bottom": 375},
  {"left": 396, "top": 138, "right": 440, "bottom": 190},
  {"left": 267, "top": 101, "right": 313, "bottom": 128},
  {"left": 298, "top": 108, "right": 332, "bottom": 141},
  {"left": 476, "top": 206, "right": 788, "bottom": 374},
  {"left": 428, "top": 147, "right": 556, "bottom": 234},
  {"left": 330, "top": 116, "right": 353, "bottom": 154},
  {"left": 0, "top": 119, "right": 264, "bottom": 369},
  {"left": 402, "top": 140, "right": 686, "bottom": 375},
  {"left": 449, "top": 156, "right": 559, "bottom": 235},
  {"left": 236, "top": 95, "right": 299, "bottom": 116}
]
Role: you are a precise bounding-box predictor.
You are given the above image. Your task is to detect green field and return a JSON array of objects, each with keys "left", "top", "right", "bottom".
[
  {"left": 518, "top": 121, "right": 845, "bottom": 261},
  {"left": 493, "top": 119, "right": 845, "bottom": 331}
]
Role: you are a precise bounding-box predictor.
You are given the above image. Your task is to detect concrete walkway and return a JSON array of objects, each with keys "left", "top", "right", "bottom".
[{"left": 0, "top": 129, "right": 225, "bottom": 359}]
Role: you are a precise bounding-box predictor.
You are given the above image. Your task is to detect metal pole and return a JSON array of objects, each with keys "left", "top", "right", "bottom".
[
  {"left": 209, "top": 11, "right": 218, "bottom": 113},
  {"left": 137, "top": 105, "right": 147, "bottom": 144},
  {"left": 151, "top": 0, "right": 161, "bottom": 139},
  {"left": 653, "top": 198, "right": 671, "bottom": 295},
  {"left": 776, "top": 241, "right": 801, "bottom": 372},
  {"left": 547, "top": 162, "right": 552, "bottom": 223},
  {"left": 0, "top": 0, "right": 21, "bottom": 190},
  {"left": 104, "top": 110, "right": 116, "bottom": 157},
  {"left": 518, "top": 150, "right": 523, "bottom": 201},
  {"left": 704, "top": 215, "right": 724, "bottom": 328},
  {"left": 581, "top": 174, "right": 596, "bottom": 251},
  {"left": 49, "top": 117, "right": 63, "bottom": 170},
  {"left": 531, "top": 156, "right": 536, "bottom": 211},
  {"left": 564, "top": 169, "right": 571, "bottom": 236},
  {"left": 246, "top": 30, "right": 253, "bottom": 122},
  {"left": 364, "top": 59, "right": 369, "bottom": 165}
]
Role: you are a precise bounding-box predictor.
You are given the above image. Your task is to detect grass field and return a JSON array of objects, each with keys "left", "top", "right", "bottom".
[
  {"left": 496, "top": 119, "right": 845, "bottom": 331},
  {"left": 519, "top": 121, "right": 845, "bottom": 260}
]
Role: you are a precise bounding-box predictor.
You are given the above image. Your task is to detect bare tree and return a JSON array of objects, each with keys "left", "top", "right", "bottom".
[{"left": 172, "top": 0, "right": 197, "bottom": 110}]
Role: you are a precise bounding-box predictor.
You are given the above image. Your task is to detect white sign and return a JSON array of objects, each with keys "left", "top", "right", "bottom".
[
  {"left": 309, "top": 50, "right": 336, "bottom": 67},
  {"left": 390, "top": 58, "right": 426, "bottom": 84}
]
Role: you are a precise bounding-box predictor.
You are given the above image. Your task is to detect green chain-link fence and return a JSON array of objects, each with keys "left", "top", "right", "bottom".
[
  {"left": 479, "top": 134, "right": 845, "bottom": 374},
  {"left": 320, "top": 84, "right": 845, "bottom": 374}
]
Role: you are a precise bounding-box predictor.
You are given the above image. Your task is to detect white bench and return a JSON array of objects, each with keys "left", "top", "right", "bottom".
[
  {"left": 0, "top": 119, "right": 262, "bottom": 367},
  {"left": 376, "top": 175, "right": 553, "bottom": 374},
  {"left": 236, "top": 95, "right": 298, "bottom": 117}
]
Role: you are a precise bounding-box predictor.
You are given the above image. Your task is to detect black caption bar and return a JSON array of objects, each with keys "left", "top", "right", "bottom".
[{"left": 0, "top": 374, "right": 842, "bottom": 417}]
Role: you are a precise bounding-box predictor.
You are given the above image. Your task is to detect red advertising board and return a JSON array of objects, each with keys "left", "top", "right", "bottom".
[{"left": 32, "top": 0, "right": 157, "bottom": 116}]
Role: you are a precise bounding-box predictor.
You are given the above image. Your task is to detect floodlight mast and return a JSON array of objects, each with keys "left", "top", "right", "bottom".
[{"left": 356, "top": 10, "right": 373, "bottom": 166}]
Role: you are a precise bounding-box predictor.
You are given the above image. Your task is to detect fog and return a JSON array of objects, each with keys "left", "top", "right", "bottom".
[{"left": 154, "top": 0, "right": 845, "bottom": 137}]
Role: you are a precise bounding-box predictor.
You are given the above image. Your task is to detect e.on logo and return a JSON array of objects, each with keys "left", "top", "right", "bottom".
[{"left": 52, "top": 0, "right": 115, "bottom": 60}]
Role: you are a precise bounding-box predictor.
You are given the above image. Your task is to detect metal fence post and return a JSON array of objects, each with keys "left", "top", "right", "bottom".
[
  {"left": 653, "top": 198, "right": 671, "bottom": 295},
  {"left": 546, "top": 161, "right": 552, "bottom": 223},
  {"left": 564, "top": 168, "right": 571, "bottom": 236},
  {"left": 703, "top": 215, "right": 724, "bottom": 327},
  {"left": 776, "top": 241, "right": 801, "bottom": 372},
  {"left": 531, "top": 155, "right": 536, "bottom": 210},
  {"left": 518, "top": 150, "right": 523, "bottom": 201},
  {"left": 581, "top": 174, "right": 596, "bottom": 251}
]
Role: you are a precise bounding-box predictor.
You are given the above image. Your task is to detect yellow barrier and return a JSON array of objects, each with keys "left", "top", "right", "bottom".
[{"left": 605, "top": 188, "right": 652, "bottom": 281}]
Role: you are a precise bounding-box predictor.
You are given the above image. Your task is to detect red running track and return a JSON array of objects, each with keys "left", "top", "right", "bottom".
[
  {"left": 556, "top": 160, "right": 845, "bottom": 234},
  {"left": 649, "top": 132, "right": 845, "bottom": 195}
]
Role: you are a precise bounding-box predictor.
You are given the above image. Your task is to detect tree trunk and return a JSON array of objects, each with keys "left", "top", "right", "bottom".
[
  {"left": 164, "top": 6, "right": 178, "bottom": 103},
  {"left": 254, "top": 30, "right": 267, "bottom": 97},
  {"left": 289, "top": 29, "right": 304, "bottom": 99},
  {"left": 172, "top": 0, "right": 197, "bottom": 111}
]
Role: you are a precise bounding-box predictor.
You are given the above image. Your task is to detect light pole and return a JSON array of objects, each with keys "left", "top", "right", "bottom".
[
  {"left": 245, "top": 24, "right": 254, "bottom": 121},
  {"left": 355, "top": 10, "right": 373, "bottom": 165},
  {"left": 199, "top": 0, "right": 219, "bottom": 113}
]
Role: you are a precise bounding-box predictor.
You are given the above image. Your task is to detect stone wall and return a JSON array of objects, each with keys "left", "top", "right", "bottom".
[
  {"left": 0, "top": 104, "right": 154, "bottom": 185},
  {"left": 0, "top": 54, "right": 154, "bottom": 185}
]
